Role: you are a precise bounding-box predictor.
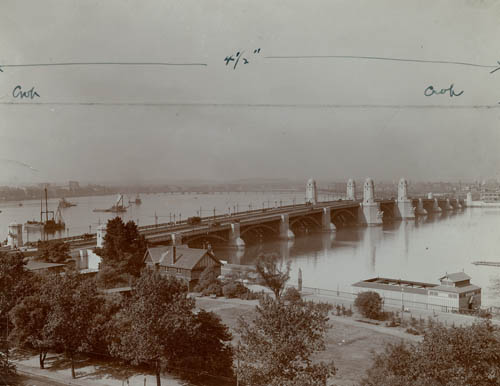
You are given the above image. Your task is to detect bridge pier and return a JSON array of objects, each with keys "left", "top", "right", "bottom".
[
  {"left": 358, "top": 178, "right": 383, "bottom": 226},
  {"left": 280, "top": 214, "right": 295, "bottom": 240},
  {"left": 432, "top": 198, "right": 442, "bottom": 213},
  {"left": 415, "top": 198, "right": 428, "bottom": 216},
  {"left": 229, "top": 223, "right": 245, "bottom": 249},
  {"left": 322, "top": 207, "right": 336, "bottom": 232},
  {"left": 466, "top": 192, "right": 473, "bottom": 207},
  {"left": 170, "top": 232, "right": 183, "bottom": 246},
  {"left": 445, "top": 198, "right": 454, "bottom": 211},
  {"left": 97, "top": 224, "right": 106, "bottom": 248},
  {"left": 394, "top": 178, "right": 415, "bottom": 220}
]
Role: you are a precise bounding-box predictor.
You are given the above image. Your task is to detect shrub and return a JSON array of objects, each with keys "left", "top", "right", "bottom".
[
  {"left": 283, "top": 287, "right": 302, "bottom": 303},
  {"left": 354, "top": 291, "right": 383, "bottom": 320},
  {"left": 201, "top": 282, "right": 223, "bottom": 297},
  {"left": 223, "top": 281, "right": 248, "bottom": 298},
  {"left": 194, "top": 266, "right": 221, "bottom": 294}
]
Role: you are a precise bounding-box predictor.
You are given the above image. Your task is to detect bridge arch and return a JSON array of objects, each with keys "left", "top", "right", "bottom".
[
  {"left": 184, "top": 233, "right": 228, "bottom": 245},
  {"left": 240, "top": 223, "right": 279, "bottom": 237},
  {"left": 332, "top": 209, "right": 357, "bottom": 222},
  {"left": 290, "top": 215, "right": 322, "bottom": 228}
]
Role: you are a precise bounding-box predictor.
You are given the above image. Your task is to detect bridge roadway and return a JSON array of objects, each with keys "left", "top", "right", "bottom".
[
  {"left": 41, "top": 196, "right": 461, "bottom": 250},
  {"left": 49, "top": 200, "right": 359, "bottom": 249}
]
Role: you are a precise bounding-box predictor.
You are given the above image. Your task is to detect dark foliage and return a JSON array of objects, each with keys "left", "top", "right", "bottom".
[
  {"left": 96, "top": 217, "right": 147, "bottom": 288},
  {"left": 237, "top": 295, "right": 336, "bottom": 386},
  {"left": 36, "top": 240, "right": 71, "bottom": 264},
  {"left": 354, "top": 291, "right": 383, "bottom": 320},
  {"left": 363, "top": 321, "right": 500, "bottom": 386},
  {"left": 283, "top": 287, "right": 302, "bottom": 303}
]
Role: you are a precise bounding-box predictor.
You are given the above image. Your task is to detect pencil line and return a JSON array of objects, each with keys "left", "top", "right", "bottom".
[
  {"left": 264, "top": 55, "right": 497, "bottom": 69},
  {"left": 0, "top": 102, "right": 498, "bottom": 109},
  {"left": 0, "top": 61, "right": 208, "bottom": 68}
]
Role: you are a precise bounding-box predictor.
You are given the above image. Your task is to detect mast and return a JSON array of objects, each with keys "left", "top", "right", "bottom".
[
  {"left": 40, "top": 188, "right": 43, "bottom": 223},
  {"left": 45, "top": 187, "right": 48, "bottom": 223}
]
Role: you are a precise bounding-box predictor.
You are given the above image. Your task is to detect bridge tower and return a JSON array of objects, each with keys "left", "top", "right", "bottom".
[
  {"left": 394, "top": 178, "right": 415, "bottom": 219},
  {"left": 322, "top": 207, "right": 336, "bottom": 232},
  {"left": 358, "top": 178, "right": 383, "bottom": 226},
  {"left": 305, "top": 178, "right": 318, "bottom": 204},
  {"left": 346, "top": 178, "right": 356, "bottom": 201},
  {"left": 7, "top": 223, "right": 23, "bottom": 248}
]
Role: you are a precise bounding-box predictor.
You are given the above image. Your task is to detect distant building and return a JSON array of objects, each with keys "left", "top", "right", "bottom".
[
  {"left": 143, "top": 246, "right": 222, "bottom": 290},
  {"left": 69, "top": 181, "right": 80, "bottom": 192},
  {"left": 352, "top": 271, "right": 481, "bottom": 313}
]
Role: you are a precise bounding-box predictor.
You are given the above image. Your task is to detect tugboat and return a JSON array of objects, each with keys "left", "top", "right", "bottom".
[
  {"left": 93, "top": 194, "right": 128, "bottom": 213},
  {"left": 59, "top": 197, "right": 77, "bottom": 208}
]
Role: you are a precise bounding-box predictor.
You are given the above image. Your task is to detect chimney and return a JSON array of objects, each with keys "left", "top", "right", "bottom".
[{"left": 172, "top": 246, "right": 177, "bottom": 264}]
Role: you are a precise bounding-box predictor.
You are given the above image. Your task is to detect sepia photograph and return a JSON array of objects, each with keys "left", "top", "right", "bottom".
[{"left": 1, "top": 0, "right": 500, "bottom": 385}]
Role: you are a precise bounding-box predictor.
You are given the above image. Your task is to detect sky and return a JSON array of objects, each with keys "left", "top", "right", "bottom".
[{"left": 1, "top": 0, "right": 500, "bottom": 185}]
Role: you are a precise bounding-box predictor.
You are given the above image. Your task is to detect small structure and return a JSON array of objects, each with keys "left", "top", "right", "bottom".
[
  {"left": 352, "top": 271, "right": 481, "bottom": 313},
  {"left": 143, "top": 245, "right": 222, "bottom": 291},
  {"left": 429, "top": 272, "right": 481, "bottom": 311}
]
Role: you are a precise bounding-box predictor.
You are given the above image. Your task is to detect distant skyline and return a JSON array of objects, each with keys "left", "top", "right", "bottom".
[{"left": 1, "top": 0, "right": 499, "bottom": 185}]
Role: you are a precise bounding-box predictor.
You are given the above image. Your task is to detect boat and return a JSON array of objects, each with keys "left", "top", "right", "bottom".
[
  {"left": 93, "top": 194, "right": 128, "bottom": 213},
  {"left": 59, "top": 197, "right": 77, "bottom": 208},
  {"left": 472, "top": 261, "right": 500, "bottom": 267},
  {"left": 24, "top": 187, "right": 65, "bottom": 232}
]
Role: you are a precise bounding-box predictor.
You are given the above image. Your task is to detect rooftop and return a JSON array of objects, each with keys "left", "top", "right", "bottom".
[
  {"left": 439, "top": 272, "right": 471, "bottom": 282},
  {"left": 145, "top": 246, "right": 221, "bottom": 270}
]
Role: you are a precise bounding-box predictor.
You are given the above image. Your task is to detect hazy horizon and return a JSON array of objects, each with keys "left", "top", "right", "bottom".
[{"left": 1, "top": 0, "right": 500, "bottom": 186}]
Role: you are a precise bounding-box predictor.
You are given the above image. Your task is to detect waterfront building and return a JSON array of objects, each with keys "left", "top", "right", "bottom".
[
  {"left": 352, "top": 271, "right": 481, "bottom": 312},
  {"left": 143, "top": 245, "right": 222, "bottom": 290}
]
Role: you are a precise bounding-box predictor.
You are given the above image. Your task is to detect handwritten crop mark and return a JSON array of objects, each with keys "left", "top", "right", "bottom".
[
  {"left": 424, "top": 84, "right": 463, "bottom": 98},
  {"left": 224, "top": 49, "right": 261, "bottom": 70}
]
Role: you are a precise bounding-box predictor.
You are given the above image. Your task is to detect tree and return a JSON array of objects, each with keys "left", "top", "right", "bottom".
[
  {"left": 44, "top": 272, "right": 104, "bottom": 378},
  {"left": 9, "top": 292, "right": 53, "bottom": 369},
  {"left": 0, "top": 252, "right": 33, "bottom": 317},
  {"left": 362, "top": 321, "right": 500, "bottom": 386},
  {"left": 255, "top": 254, "right": 291, "bottom": 300},
  {"left": 109, "top": 270, "right": 196, "bottom": 386},
  {"left": 236, "top": 295, "right": 336, "bottom": 386},
  {"left": 194, "top": 265, "right": 223, "bottom": 296},
  {"left": 36, "top": 240, "right": 71, "bottom": 264},
  {"left": 169, "top": 310, "right": 234, "bottom": 381},
  {"left": 110, "top": 270, "right": 234, "bottom": 386},
  {"left": 96, "top": 217, "right": 147, "bottom": 287},
  {"left": 354, "top": 291, "right": 383, "bottom": 319}
]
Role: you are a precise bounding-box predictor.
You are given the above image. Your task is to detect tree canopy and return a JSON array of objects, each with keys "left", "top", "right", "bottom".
[
  {"left": 110, "top": 270, "right": 233, "bottom": 386},
  {"left": 236, "top": 295, "right": 335, "bottom": 386},
  {"left": 255, "top": 253, "right": 291, "bottom": 300},
  {"left": 363, "top": 321, "right": 500, "bottom": 386},
  {"left": 36, "top": 240, "right": 71, "bottom": 264},
  {"left": 96, "top": 217, "right": 147, "bottom": 287}
]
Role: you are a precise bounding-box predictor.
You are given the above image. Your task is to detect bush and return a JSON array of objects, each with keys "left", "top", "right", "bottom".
[
  {"left": 194, "top": 266, "right": 221, "bottom": 294},
  {"left": 201, "top": 282, "right": 223, "bottom": 297},
  {"left": 283, "top": 287, "right": 302, "bottom": 303},
  {"left": 223, "top": 281, "right": 248, "bottom": 298},
  {"left": 354, "top": 291, "right": 383, "bottom": 320}
]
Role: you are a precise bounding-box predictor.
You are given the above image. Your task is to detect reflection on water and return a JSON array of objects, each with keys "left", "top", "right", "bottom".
[{"left": 215, "top": 209, "right": 500, "bottom": 307}]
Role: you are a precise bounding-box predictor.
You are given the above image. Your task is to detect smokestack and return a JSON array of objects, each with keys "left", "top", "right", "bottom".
[{"left": 173, "top": 246, "right": 177, "bottom": 264}]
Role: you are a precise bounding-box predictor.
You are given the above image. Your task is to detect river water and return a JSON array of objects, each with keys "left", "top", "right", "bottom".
[{"left": 1, "top": 192, "right": 499, "bottom": 306}]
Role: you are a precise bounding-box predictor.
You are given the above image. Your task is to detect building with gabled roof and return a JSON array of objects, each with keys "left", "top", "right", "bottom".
[
  {"left": 352, "top": 271, "right": 481, "bottom": 313},
  {"left": 143, "top": 245, "right": 222, "bottom": 290}
]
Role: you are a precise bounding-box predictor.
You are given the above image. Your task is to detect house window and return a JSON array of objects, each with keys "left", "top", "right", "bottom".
[
  {"left": 448, "top": 294, "right": 458, "bottom": 299},
  {"left": 429, "top": 291, "right": 439, "bottom": 296},
  {"left": 176, "top": 268, "right": 182, "bottom": 274}
]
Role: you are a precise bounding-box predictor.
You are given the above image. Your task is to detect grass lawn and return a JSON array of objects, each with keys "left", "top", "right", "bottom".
[{"left": 195, "top": 297, "right": 404, "bottom": 386}]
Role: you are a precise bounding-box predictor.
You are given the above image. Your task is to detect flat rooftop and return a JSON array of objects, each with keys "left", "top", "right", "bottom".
[{"left": 353, "top": 277, "right": 438, "bottom": 295}]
